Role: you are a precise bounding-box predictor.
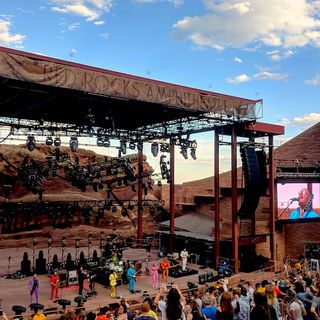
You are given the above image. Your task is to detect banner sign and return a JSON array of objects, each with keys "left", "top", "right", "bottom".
[{"left": 0, "top": 48, "right": 257, "bottom": 117}]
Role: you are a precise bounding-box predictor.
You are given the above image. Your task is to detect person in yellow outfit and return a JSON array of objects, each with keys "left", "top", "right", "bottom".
[
  {"left": 109, "top": 270, "right": 118, "bottom": 298},
  {"left": 32, "top": 310, "right": 46, "bottom": 320}
]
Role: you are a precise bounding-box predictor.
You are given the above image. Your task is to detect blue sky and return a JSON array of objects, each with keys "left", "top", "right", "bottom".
[{"left": 1, "top": 0, "right": 320, "bottom": 183}]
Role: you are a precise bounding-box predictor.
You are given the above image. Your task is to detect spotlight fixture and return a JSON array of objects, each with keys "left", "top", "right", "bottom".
[
  {"left": 70, "top": 136, "right": 78, "bottom": 152},
  {"left": 121, "top": 207, "right": 128, "bottom": 217},
  {"left": 149, "top": 207, "right": 156, "bottom": 215},
  {"left": 151, "top": 142, "right": 159, "bottom": 157},
  {"left": 103, "top": 137, "right": 111, "bottom": 148},
  {"left": 26, "top": 135, "right": 36, "bottom": 151},
  {"left": 157, "top": 181, "right": 162, "bottom": 187},
  {"left": 190, "top": 148, "right": 197, "bottom": 160},
  {"left": 111, "top": 206, "right": 117, "bottom": 213},
  {"left": 129, "top": 141, "right": 136, "bottom": 150},
  {"left": 137, "top": 142, "right": 143, "bottom": 151},
  {"left": 97, "top": 137, "right": 104, "bottom": 147},
  {"left": 120, "top": 139, "right": 127, "bottom": 155},
  {"left": 127, "top": 203, "right": 134, "bottom": 210},
  {"left": 54, "top": 137, "right": 61, "bottom": 147},
  {"left": 180, "top": 147, "right": 188, "bottom": 160},
  {"left": 45, "top": 136, "right": 53, "bottom": 146}
]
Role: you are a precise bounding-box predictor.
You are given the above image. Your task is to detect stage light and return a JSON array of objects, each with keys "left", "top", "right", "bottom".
[
  {"left": 151, "top": 142, "right": 159, "bottom": 157},
  {"left": 93, "top": 182, "right": 99, "bottom": 192},
  {"left": 45, "top": 136, "right": 53, "bottom": 146},
  {"left": 26, "top": 135, "right": 36, "bottom": 151},
  {"left": 180, "top": 147, "right": 188, "bottom": 159},
  {"left": 112, "top": 206, "right": 117, "bottom": 213},
  {"left": 70, "top": 136, "right": 78, "bottom": 152},
  {"left": 149, "top": 207, "right": 156, "bottom": 215},
  {"left": 129, "top": 141, "right": 136, "bottom": 150},
  {"left": 160, "top": 144, "right": 167, "bottom": 153},
  {"left": 157, "top": 181, "right": 162, "bottom": 187},
  {"left": 54, "top": 137, "right": 61, "bottom": 147},
  {"left": 120, "top": 140, "right": 127, "bottom": 155},
  {"left": 127, "top": 203, "right": 134, "bottom": 210},
  {"left": 137, "top": 142, "right": 143, "bottom": 151},
  {"left": 97, "top": 137, "right": 104, "bottom": 147},
  {"left": 104, "top": 137, "right": 110, "bottom": 147},
  {"left": 121, "top": 207, "right": 128, "bottom": 217},
  {"left": 190, "top": 148, "right": 197, "bottom": 160}
]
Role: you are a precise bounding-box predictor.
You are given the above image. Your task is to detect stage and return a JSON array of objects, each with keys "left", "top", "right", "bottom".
[{"left": 0, "top": 247, "right": 216, "bottom": 318}]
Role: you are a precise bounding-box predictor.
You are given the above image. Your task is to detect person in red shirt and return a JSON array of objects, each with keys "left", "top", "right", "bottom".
[
  {"left": 96, "top": 309, "right": 109, "bottom": 320},
  {"left": 160, "top": 257, "right": 171, "bottom": 283},
  {"left": 50, "top": 271, "right": 60, "bottom": 300}
]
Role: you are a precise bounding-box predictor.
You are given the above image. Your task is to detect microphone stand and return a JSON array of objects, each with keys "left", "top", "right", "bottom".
[{"left": 279, "top": 200, "right": 294, "bottom": 219}]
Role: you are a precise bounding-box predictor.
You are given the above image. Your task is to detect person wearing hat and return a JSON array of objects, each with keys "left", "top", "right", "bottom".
[{"left": 109, "top": 270, "right": 118, "bottom": 298}]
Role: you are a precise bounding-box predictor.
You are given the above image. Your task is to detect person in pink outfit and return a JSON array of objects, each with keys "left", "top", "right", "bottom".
[{"left": 151, "top": 263, "right": 159, "bottom": 289}]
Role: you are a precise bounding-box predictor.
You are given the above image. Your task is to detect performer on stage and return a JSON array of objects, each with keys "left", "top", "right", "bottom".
[
  {"left": 160, "top": 257, "right": 170, "bottom": 283},
  {"left": 78, "top": 266, "right": 86, "bottom": 295},
  {"left": 180, "top": 248, "right": 189, "bottom": 271},
  {"left": 28, "top": 274, "right": 40, "bottom": 304},
  {"left": 109, "top": 270, "right": 118, "bottom": 298},
  {"left": 151, "top": 262, "right": 159, "bottom": 289},
  {"left": 50, "top": 271, "right": 60, "bottom": 300},
  {"left": 127, "top": 263, "right": 136, "bottom": 293}
]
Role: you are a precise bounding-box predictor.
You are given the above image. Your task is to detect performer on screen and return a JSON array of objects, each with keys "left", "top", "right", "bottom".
[
  {"left": 127, "top": 263, "right": 136, "bottom": 293},
  {"left": 50, "top": 271, "right": 60, "bottom": 300},
  {"left": 28, "top": 274, "right": 40, "bottom": 304},
  {"left": 289, "top": 188, "right": 319, "bottom": 219},
  {"left": 160, "top": 257, "right": 170, "bottom": 283}
]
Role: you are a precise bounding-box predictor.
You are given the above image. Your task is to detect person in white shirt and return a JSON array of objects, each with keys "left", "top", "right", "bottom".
[{"left": 180, "top": 249, "right": 189, "bottom": 271}]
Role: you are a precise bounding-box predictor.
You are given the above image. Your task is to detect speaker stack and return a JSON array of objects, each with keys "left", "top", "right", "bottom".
[{"left": 237, "top": 145, "right": 266, "bottom": 219}]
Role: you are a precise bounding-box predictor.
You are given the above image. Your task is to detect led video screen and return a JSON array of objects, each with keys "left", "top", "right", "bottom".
[{"left": 277, "top": 183, "right": 320, "bottom": 220}]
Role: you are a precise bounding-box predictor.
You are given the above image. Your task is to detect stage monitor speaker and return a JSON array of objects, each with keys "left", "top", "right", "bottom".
[
  {"left": 198, "top": 274, "right": 206, "bottom": 285},
  {"left": 206, "top": 272, "right": 214, "bottom": 283}
]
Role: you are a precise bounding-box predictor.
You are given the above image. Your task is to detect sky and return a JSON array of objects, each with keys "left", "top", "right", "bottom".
[{"left": 0, "top": 0, "right": 320, "bottom": 183}]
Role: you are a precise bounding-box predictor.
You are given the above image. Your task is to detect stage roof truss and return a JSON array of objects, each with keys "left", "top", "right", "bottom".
[{"left": 0, "top": 110, "right": 260, "bottom": 144}]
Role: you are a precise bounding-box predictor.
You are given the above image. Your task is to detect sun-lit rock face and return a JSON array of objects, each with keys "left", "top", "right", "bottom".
[{"left": 0, "top": 144, "right": 161, "bottom": 245}]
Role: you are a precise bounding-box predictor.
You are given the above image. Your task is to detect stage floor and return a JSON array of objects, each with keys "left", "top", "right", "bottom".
[{"left": 0, "top": 247, "right": 216, "bottom": 318}]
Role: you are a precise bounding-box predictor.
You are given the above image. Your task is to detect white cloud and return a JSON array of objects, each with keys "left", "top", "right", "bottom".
[
  {"left": 132, "top": 0, "right": 183, "bottom": 5},
  {"left": 68, "top": 22, "right": 81, "bottom": 30},
  {"left": 292, "top": 113, "right": 320, "bottom": 125},
  {"left": 253, "top": 71, "right": 288, "bottom": 80},
  {"left": 226, "top": 74, "right": 250, "bottom": 83},
  {"left": 305, "top": 74, "right": 320, "bottom": 85},
  {"left": 278, "top": 113, "right": 320, "bottom": 127},
  {"left": 50, "top": 0, "right": 113, "bottom": 22},
  {"left": 234, "top": 57, "right": 242, "bottom": 63},
  {"left": 227, "top": 71, "right": 287, "bottom": 83},
  {"left": 100, "top": 32, "right": 109, "bottom": 39},
  {"left": 0, "top": 19, "right": 25, "bottom": 46},
  {"left": 173, "top": 0, "right": 320, "bottom": 51},
  {"left": 94, "top": 20, "right": 105, "bottom": 25}
]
